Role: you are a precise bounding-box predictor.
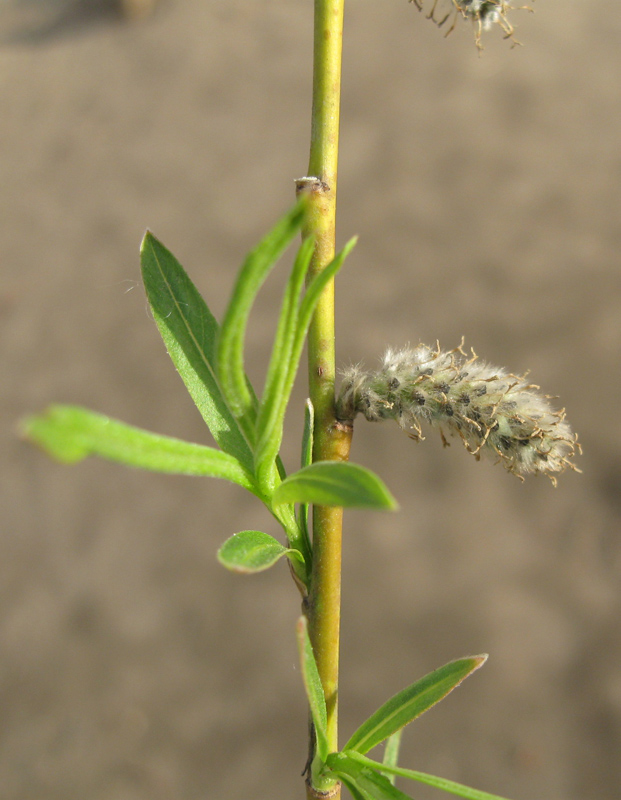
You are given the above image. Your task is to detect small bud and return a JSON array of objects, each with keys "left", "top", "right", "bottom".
[{"left": 337, "top": 342, "right": 581, "bottom": 484}]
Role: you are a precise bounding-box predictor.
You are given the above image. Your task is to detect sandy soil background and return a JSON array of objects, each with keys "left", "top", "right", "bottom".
[{"left": 2, "top": 1, "right": 621, "bottom": 798}]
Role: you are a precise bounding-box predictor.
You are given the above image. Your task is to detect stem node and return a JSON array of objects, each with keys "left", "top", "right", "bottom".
[
  {"left": 296, "top": 176, "right": 331, "bottom": 195},
  {"left": 305, "top": 778, "right": 342, "bottom": 800}
]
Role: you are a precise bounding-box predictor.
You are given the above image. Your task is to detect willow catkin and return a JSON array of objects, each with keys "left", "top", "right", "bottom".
[
  {"left": 336, "top": 342, "right": 580, "bottom": 484},
  {"left": 411, "top": 0, "right": 529, "bottom": 47}
]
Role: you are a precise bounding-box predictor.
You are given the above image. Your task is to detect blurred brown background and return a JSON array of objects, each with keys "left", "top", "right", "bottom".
[{"left": 2, "top": 1, "right": 620, "bottom": 798}]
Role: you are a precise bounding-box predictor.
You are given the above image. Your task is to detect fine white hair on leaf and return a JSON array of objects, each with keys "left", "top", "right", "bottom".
[{"left": 336, "top": 342, "right": 581, "bottom": 485}]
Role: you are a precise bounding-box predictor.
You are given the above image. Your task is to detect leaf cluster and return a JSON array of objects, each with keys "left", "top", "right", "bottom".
[
  {"left": 23, "top": 202, "right": 396, "bottom": 591},
  {"left": 22, "top": 202, "right": 526, "bottom": 800},
  {"left": 297, "top": 616, "right": 511, "bottom": 800}
]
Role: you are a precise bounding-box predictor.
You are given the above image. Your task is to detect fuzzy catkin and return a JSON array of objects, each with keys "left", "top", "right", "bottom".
[
  {"left": 455, "top": 0, "right": 510, "bottom": 29},
  {"left": 411, "top": 0, "right": 524, "bottom": 46},
  {"left": 336, "top": 343, "right": 580, "bottom": 484}
]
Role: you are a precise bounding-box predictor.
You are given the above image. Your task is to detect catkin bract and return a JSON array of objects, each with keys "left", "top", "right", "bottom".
[{"left": 337, "top": 343, "right": 580, "bottom": 483}]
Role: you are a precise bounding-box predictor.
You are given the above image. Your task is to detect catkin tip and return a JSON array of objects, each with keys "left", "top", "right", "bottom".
[{"left": 336, "top": 342, "right": 580, "bottom": 482}]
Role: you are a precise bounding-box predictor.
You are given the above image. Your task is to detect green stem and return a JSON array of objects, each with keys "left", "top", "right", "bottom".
[{"left": 299, "top": 0, "right": 351, "bottom": 797}]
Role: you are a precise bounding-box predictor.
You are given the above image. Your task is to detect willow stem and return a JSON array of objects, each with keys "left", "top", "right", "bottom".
[{"left": 299, "top": 0, "right": 350, "bottom": 797}]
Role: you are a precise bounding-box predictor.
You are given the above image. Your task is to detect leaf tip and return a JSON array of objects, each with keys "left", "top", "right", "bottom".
[
  {"left": 18, "top": 413, "right": 35, "bottom": 441},
  {"left": 296, "top": 614, "right": 308, "bottom": 638},
  {"left": 18, "top": 411, "right": 48, "bottom": 447},
  {"left": 20, "top": 405, "right": 87, "bottom": 464},
  {"left": 344, "top": 234, "right": 359, "bottom": 252},
  {"left": 140, "top": 229, "right": 155, "bottom": 253},
  {"left": 385, "top": 493, "right": 400, "bottom": 512}
]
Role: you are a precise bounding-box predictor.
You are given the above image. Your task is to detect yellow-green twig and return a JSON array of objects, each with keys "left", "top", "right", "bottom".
[{"left": 299, "top": 0, "right": 350, "bottom": 797}]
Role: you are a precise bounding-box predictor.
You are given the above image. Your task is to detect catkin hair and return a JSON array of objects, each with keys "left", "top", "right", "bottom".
[{"left": 337, "top": 342, "right": 580, "bottom": 484}]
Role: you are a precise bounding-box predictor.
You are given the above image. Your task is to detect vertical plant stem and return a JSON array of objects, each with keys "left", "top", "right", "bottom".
[{"left": 299, "top": 0, "right": 351, "bottom": 796}]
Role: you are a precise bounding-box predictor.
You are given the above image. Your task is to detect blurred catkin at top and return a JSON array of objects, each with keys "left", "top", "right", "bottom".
[
  {"left": 411, "top": 0, "right": 532, "bottom": 48},
  {"left": 337, "top": 342, "right": 580, "bottom": 485}
]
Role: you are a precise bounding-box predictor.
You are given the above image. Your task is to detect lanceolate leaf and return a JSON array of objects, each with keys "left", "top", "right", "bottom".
[
  {"left": 301, "top": 398, "right": 315, "bottom": 471},
  {"left": 140, "top": 231, "right": 255, "bottom": 471},
  {"left": 296, "top": 398, "right": 314, "bottom": 559},
  {"left": 289, "top": 236, "right": 356, "bottom": 389},
  {"left": 217, "top": 202, "right": 307, "bottom": 426},
  {"left": 348, "top": 770, "right": 413, "bottom": 800},
  {"left": 338, "top": 778, "right": 368, "bottom": 800},
  {"left": 333, "top": 751, "right": 516, "bottom": 800},
  {"left": 253, "top": 235, "right": 315, "bottom": 485},
  {"left": 272, "top": 461, "right": 398, "bottom": 510},
  {"left": 382, "top": 730, "right": 402, "bottom": 785},
  {"left": 255, "top": 238, "right": 356, "bottom": 488},
  {"left": 344, "top": 656, "right": 487, "bottom": 755},
  {"left": 327, "top": 753, "right": 413, "bottom": 800},
  {"left": 296, "top": 616, "right": 330, "bottom": 764},
  {"left": 217, "top": 530, "right": 303, "bottom": 573},
  {"left": 23, "top": 405, "right": 257, "bottom": 493}
]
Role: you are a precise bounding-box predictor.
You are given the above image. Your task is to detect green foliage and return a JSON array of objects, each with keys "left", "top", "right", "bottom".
[
  {"left": 254, "top": 234, "right": 315, "bottom": 485},
  {"left": 344, "top": 655, "right": 487, "bottom": 754},
  {"left": 381, "top": 730, "right": 402, "bottom": 785},
  {"left": 297, "top": 398, "right": 314, "bottom": 553},
  {"left": 24, "top": 203, "right": 395, "bottom": 592},
  {"left": 24, "top": 199, "right": 513, "bottom": 800},
  {"left": 328, "top": 754, "right": 414, "bottom": 800},
  {"left": 273, "top": 461, "right": 398, "bottom": 510},
  {"left": 296, "top": 616, "right": 330, "bottom": 765},
  {"left": 141, "top": 229, "right": 256, "bottom": 472},
  {"left": 22, "top": 405, "right": 257, "bottom": 492},
  {"left": 254, "top": 234, "right": 357, "bottom": 490},
  {"left": 293, "top": 617, "right": 496, "bottom": 800},
  {"left": 216, "top": 203, "right": 306, "bottom": 434},
  {"left": 328, "top": 750, "right": 515, "bottom": 800},
  {"left": 217, "top": 530, "right": 304, "bottom": 573},
  {"left": 21, "top": 1, "right": 545, "bottom": 796}
]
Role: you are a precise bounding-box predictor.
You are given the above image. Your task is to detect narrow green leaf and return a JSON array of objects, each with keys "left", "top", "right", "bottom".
[
  {"left": 338, "top": 778, "right": 369, "bottom": 800},
  {"left": 353, "top": 770, "right": 413, "bottom": 800},
  {"left": 338, "top": 751, "right": 516, "bottom": 800},
  {"left": 140, "top": 231, "right": 255, "bottom": 470},
  {"left": 327, "top": 753, "right": 414, "bottom": 800},
  {"left": 217, "top": 530, "right": 303, "bottom": 573},
  {"left": 272, "top": 461, "right": 398, "bottom": 510},
  {"left": 264, "top": 510, "right": 310, "bottom": 591},
  {"left": 296, "top": 616, "right": 330, "bottom": 764},
  {"left": 217, "top": 202, "right": 307, "bottom": 424},
  {"left": 254, "top": 237, "right": 355, "bottom": 487},
  {"left": 253, "top": 235, "right": 315, "bottom": 485},
  {"left": 301, "top": 398, "right": 315, "bottom": 471},
  {"left": 344, "top": 656, "right": 487, "bottom": 755},
  {"left": 291, "top": 237, "right": 357, "bottom": 386},
  {"left": 23, "top": 405, "right": 257, "bottom": 492},
  {"left": 280, "top": 237, "right": 355, "bottom": 404},
  {"left": 296, "top": 398, "right": 314, "bottom": 559},
  {"left": 382, "top": 730, "right": 403, "bottom": 785}
]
